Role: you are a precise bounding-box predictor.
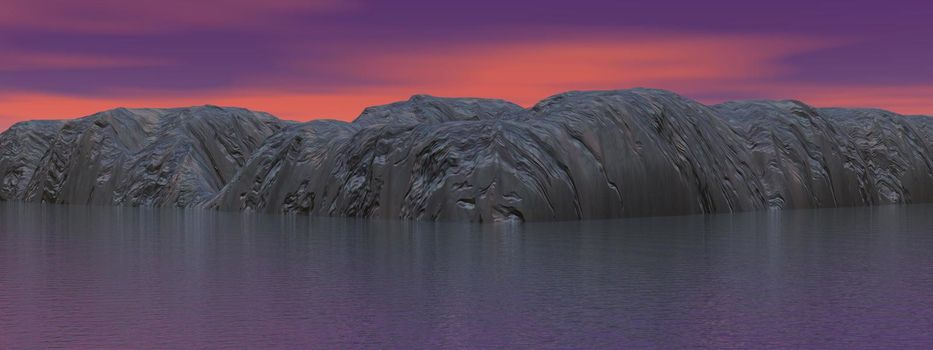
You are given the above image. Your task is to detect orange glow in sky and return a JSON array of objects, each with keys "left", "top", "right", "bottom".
[{"left": 1, "top": 32, "right": 932, "bottom": 131}]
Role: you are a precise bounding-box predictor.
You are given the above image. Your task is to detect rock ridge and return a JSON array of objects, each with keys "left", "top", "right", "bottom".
[{"left": 1, "top": 89, "right": 930, "bottom": 222}]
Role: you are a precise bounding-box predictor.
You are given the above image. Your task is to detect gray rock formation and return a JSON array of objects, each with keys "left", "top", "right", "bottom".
[
  {"left": 1, "top": 89, "right": 931, "bottom": 222},
  {"left": 5, "top": 106, "right": 285, "bottom": 207},
  {"left": 0, "top": 120, "right": 64, "bottom": 201},
  {"left": 714, "top": 100, "right": 870, "bottom": 208}
]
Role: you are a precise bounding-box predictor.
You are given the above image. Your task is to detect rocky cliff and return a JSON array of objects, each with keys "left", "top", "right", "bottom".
[{"left": 1, "top": 89, "right": 930, "bottom": 222}]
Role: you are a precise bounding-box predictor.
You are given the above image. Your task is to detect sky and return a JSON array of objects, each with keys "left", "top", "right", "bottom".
[{"left": 1, "top": 0, "right": 932, "bottom": 130}]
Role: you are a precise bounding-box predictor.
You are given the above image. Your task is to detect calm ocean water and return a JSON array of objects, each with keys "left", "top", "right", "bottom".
[{"left": 1, "top": 203, "right": 933, "bottom": 349}]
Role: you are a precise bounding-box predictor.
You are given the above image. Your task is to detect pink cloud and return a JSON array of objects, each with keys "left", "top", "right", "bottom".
[
  {"left": 0, "top": 51, "right": 166, "bottom": 71},
  {"left": 307, "top": 32, "right": 832, "bottom": 105},
  {"left": 2, "top": 83, "right": 931, "bottom": 133},
  {"left": 1, "top": 31, "right": 930, "bottom": 132},
  {"left": 747, "top": 84, "right": 933, "bottom": 115},
  {"left": 0, "top": 89, "right": 408, "bottom": 131}
]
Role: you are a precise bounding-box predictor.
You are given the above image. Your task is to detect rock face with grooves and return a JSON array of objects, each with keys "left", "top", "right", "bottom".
[
  {"left": 820, "top": 108, "right": 933, "bottom": 203},
  {"left": 0, "top": 89, "right": 930, "bottom": 222},
  {"left": 0, "top": 120, "right": 64, "bottom": 201},
  {"left": 11, "top": 106, "right": 285, "bottom": 207},
  {"left": 714, "top": 100, "right": 869, "bottom": 208}
]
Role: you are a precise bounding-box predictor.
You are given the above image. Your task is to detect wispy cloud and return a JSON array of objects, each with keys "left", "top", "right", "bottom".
[
  {"left": 1, "top": 28, "right": 931, "bottom": 132},
  {"left": 0, "top": 0, "right": 353, "bottom": 32},
  {"left": 0, "top": 89, "right": 405, "bottom": 131},
  {"left": 0, "top": 51, "right": 167, "bottom": 71},
  {"left": 311, "top": 32, "right": 831, "bottom": 105},
  {"left": 750, "top": 84, "right": 933, "bottom": 115}
]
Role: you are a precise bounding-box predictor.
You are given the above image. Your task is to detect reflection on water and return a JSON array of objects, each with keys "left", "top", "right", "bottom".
[{"left": 1, "top": 203, "right": 933, "bottom": 348}]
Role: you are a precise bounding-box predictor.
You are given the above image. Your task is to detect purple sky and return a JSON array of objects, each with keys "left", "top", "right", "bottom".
[{"left": 1, "top": 0, "right": 931, "bottom": 129}]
